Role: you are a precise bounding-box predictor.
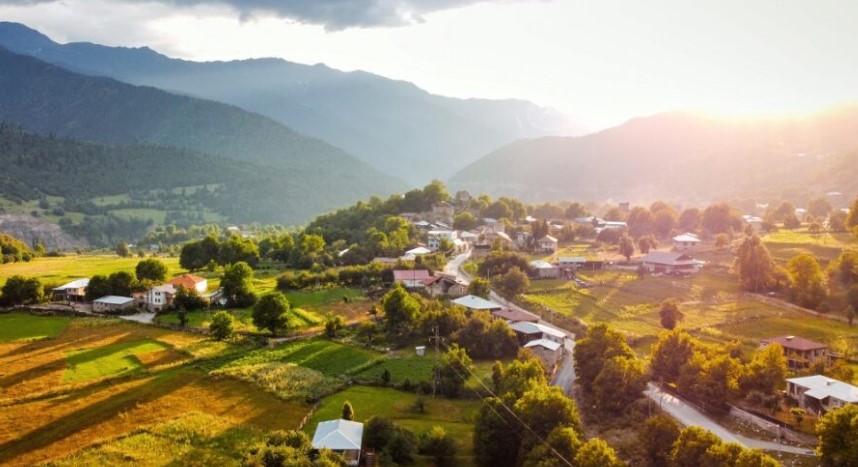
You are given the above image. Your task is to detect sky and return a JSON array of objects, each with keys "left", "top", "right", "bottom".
[{"left": 1, "top": 0, "right": 857, "bottom": 129}]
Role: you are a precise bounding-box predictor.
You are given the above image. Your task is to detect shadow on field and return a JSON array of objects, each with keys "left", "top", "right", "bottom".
[
  {"left": 0, "top": 367, "right": 191, "bottom": 464},
  {"left": 0, "top": 357, "right": 65, "bottom": 392}
]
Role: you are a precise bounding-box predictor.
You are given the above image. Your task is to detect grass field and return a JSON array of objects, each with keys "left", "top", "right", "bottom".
[
  {"left": 304, "top": 385, "right": 482, "bottom": 465},
  {"left": 63, "top": 339, "right": 171, "bottom": 383},
  {"left": 0, "top": 319, "right": 311, "bottom": 466},
  {"left": 0, "top": 313, "right": 70, "bottom": 342},
  {"left": 0, "top": 255, "right": 184, "bottom": 287}
]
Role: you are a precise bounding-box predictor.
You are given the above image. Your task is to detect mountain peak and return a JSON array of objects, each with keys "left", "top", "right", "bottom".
[{"left": 0, "top": 22, "right": 57, "bottom": 53}]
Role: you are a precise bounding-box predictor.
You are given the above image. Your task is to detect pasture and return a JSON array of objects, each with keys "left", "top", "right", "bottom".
[
  {"left": 305, "top": 385, "right": 482, "bottom": 465},
  {"left": 0, "top": 312, "right": 70, "bottom": 342},
  {"left": 0, "top": 317, "right": 310, "bottom": 466},
  {"left": 0, "top": 255, "right": 184, "bottom": 287}
]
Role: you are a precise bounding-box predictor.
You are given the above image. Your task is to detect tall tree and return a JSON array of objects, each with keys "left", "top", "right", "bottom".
[
  {"left": 659, "top": 298, "right": 684, "bottom": 330},
  {"left": 733, "top": 234, "right": 776, "bottom": 293},
  {"left": 468, "top": 277, "right": 491, "bottom": 299},
  {"left": 252, "top": 292, "right": 291, "bottom": 336},
  {"left": 381, "top": 283, "right": 421, "bottom": 342},
  {"left": 437, "top": 344, "right": 472, "bottom": 397},
  {"left": 627, "top": 206, "right": 655, "bottom": 237},
  {"left": 786, "top": 252, "right": 829, "bottom": 309},
  {"left": 221, "top": 261, "right": 257, "bottom": 307},
  {"left": 341, "top": 401, "right": 355, "bottom": 421},
  {"left": 574, "top": 324, "right": 634, "bottom": 393},
  {"left": 846, "top": 195, "right": 858, "bottom": 230},
  {"left": 650, "top": 329, "right": 697, "bottom": 384},
  {"left": 678, "top": 208, "right": 701, "bottom": 232},
  {"left": 618, "top": 232, "right": 635, "bottom": 262},
  {"left": 0, "top": 276, "right": 43, "bottom": 306},
  {"left": 742, "top": 343, "right": 788, "bottom": 396},
  {"left": 591, "top": 356, "right": 648, "bottom": 415},
  {"left": 638, "top": 415, "right": 681, "bottom": 467},
  {"left": 701, "top": 202, "right": 742, "bottom": 235},
  {"left": 135, "top": 258, "right": 168, "bottom": 282},
  {"left": 573, "top": 438, "right": 624, "bottom": 467},
  {"left": 816, "top": 404, "right": 858, "bottom": 466},
  {"left": 491, "top": 267, "right": 530, "bottom": 299}
]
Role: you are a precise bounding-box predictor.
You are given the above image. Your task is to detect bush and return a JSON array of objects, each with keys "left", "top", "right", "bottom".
[{"left": 210, "top": 311, "right": 235, "bottom": 340}]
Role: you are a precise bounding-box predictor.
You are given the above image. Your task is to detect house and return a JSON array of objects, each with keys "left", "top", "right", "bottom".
[
  {"left": 452, "top": 294, "right": 504, "bottom": 312},
  {"left": 641, "top": 252, "right": 703, "bottom": 275},
  {"left": 167, "top": 274, "right": 208, "bottom": 294},
  {"left": 483, "top": 231, "right": 513, "bottom": 247},
  {"left": 427, "top": 230, "right": 457, "bottom": 250},
  {"left": 145, "top": 284, "right": 176, "bottom": 312},
  {"left": 529, "top": 260, "right": 560, "bottom": 279},
  {"left": 535, "top": 235, "right": 558, "bottom": 253},
  {"left": 558, "top": 257, "right": 586, "bottom": 269},
  {"left": 311, "top": 419, "right": 364, "bottom": 466},
  {"left": 459, "top": 231, "right": 479, "bottom": 245},
  {"left": 92, "top": 295, "right": 135, "bottom": 313},
  {"left": 423, "top": 275, "right": 468, "bottom": 298},
  {"left": 761, "top": 336, "right": 829, "bottom": 369},
  {"left": 400, "top": 246, "right": 432, "bottom": 261},
  {"left": 51, "top": 278, "right": 89, "bottom": 302},
  {"left": 786, "top": 375, "right": 858, "bottom": 415},
  {"left": 524, "top": 339, "right": 563, "bottom": 368},
  {"left": 491, "top": 308, "right": 540, "bottom": 324},
  {"left": 672, "top": 233, "right": 701, "bottom": 250},
  {"left": 509, "top": 321, "right": 566, "bottom": 345},
  {"left": 393, "top": 270, "right": 432, "bottom": 288}
]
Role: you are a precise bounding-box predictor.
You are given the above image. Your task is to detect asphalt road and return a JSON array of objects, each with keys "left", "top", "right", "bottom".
[{"left": 644, "top": 383, "right": 814, "bottom": 456}]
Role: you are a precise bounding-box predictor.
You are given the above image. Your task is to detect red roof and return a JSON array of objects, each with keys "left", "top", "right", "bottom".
[
  {"left": 491, "top": 308, "right": 540, "bottom": 323},
  {"left": 167, "top": 274, "right": 206, "bottom": 290},
  {"left": 393, "top": 270, "right": 432, "bottom": 281},
  {"left": 762, "top": 336, "right": 828, "bottom": 351}
]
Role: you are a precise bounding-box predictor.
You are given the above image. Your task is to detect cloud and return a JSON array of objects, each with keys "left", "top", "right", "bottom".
[{"left": 0, "top": 0, "right": 525, "bottom": 30}]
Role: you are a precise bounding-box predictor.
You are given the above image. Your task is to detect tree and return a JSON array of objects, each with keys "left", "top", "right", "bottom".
[
  {"left": 341, "top": 401, "right": 354, "bottom": 421},
  {"left": 848, "top": 306, "right": 857, "bottom": 327},
  {"left": 491, "top": 267, "right": 530, "bottom": 299},
  {"left": 678, "top": 353, "right": 742, "bottom": 411},
  {"left": 733, "top": 234, "right": 776, "bottom": 293},
  {"left": 848, "top": 286, "right": 858, "bottom": 317},
  {"left": 831, "top": 250, "right": 858, "bottom": 286},
  {"left": 108, "top": 271, "right": 136, "bottom": 297},
  {"left": 221, "top": 261, "right": 257, "bottom": 308},
  {"left": 639, "top": 415, "right": 681, "bottom": 467},
  {"left": 591, "top": 356, "right": 648, "bottom": 415},
  {"left": 618, "top": 232, "right": 635, "bottom": 261},
  {"left": 734, "top": 449, "right": 780, "bottom": 467},
  {"left": 523, "top": 426, "right": 581, "bottom": 466},
  {"left": 173, "top": 285, "right": 208, "bottom": 310},
  {"left": 468, "top": 277, "right": 491, "bottom": 299},
  {"left": 453, "top": 211, "right": 477, "bottom": 231},
  {"left": 437, "top": 344, "right": 472, "bottom": 397},
  {"left": 650, "top": 329, "right": 697, "bottom": 384},
  {"left": 453, "top": 311, "right": 518, "bottom": 359},
  {"left": 135, "top": 258, "right": 167, "bottom": 282},
  {"left": 638, "top": 234, "right": 658, "bottom": 254},
  {"left": 715, "top": 233, "right": 730, "bottom": 250},
  {"left": 573, "top": 438, "right": 623, "bottom": 467},
  {"left": 574, "top": 323, "right": 634, "bottom": 393},
  {"left": 363, "top": 416, "right": 395, "bottom": 451},
  {"left": 678, "top": 208, "right": 702, "bottom": 232},
  {"left": 209, "top": 311, "right": 235, "bottom": 340},
  {"left": 809, "top": 197, "right": 834, "bottom": 218},
  {"left": 670, "top": 426, "right": 722, "bottom": 467},
  {"left": 786, "top": 252, "right": 829, "bottom": 309},
  {"left": 790, "top": 407, "right": 806, "bottom": 427},
  {"left": 493, "top": 358, "right": 547, "bottom": 398},
  {"left": 659, "top": 299, "right": 684, "bottom": 330},
  {"left": 418, "top": 426, "right": 456, "bottom": 467},
  {"left": 381, "top": 283, "right": 421, "bottom": 341},
  {"left": 701, "top": 202, "right": 742, "bottom": 235},
  {"left": 324, "top": 315, "right": 345, "bottom": 338},
  {"left": 565, "top": 202, "right": 589, "bottom": 220},
  {"left": 816, "top": 404, "right": 858, "bottom": 466},
  {"left": 846, "top": 195, "right": 858, "bottom": 230},
  {"left": 515, "top": 385, "right": 583, "bottom": 448},
  {"left": 218, "top": 235, "right": 261, "bottom": 267},
  {"left": 116, "top": 240, "right": 130, "bottom": 257},
  {"left": 0, "top": 275, "right": 43, "bottom": 306},
  {"left": 84, "top": 275, "right": 113, "bottom": 301},
  {"left": 742, "top": 343, "right": 787, "bottom": 396},
  {"left": 653, "top": 208, "right": 678, "bottom": 238},
  {"left": 253, "top": 292, "right": 291, "bottom": 336},
  {"left": 473, "top": 395, "right": 521, "bottom": 467},
  {"left": 627, "top": 206, "right": 655, "bottom": 237}
]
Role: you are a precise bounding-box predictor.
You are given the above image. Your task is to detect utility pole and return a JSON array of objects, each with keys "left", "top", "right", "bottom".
[{"left": 429, "top": 326, "right": 442, "bottom": 398}]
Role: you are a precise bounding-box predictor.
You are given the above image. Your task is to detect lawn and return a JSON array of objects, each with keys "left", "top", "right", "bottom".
[
  {"left": 304, "top": 385, "right": 482, "bottom": 464},
  {"left": 0, "top": 255, "right": 184, "bottom": 287},
  {"left": 354, "top": 353, "right": 499, "bottom": 393},
  {"left": 63, "top": 339, "right": 171, "bottom": 383},
  {"left": 0, "top": 313, "right": 70, "bottom": 342},
  {"left": 762, "top": 230, "right": 855, "bottom": 266}
]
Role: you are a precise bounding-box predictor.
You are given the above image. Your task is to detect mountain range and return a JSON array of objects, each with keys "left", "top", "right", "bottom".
[
  {"left": 449, "top": 108, "right": 858, "bottom": 206},
  {"left": 0, "top": 22, "right": 581, "bottom": 185},
  {"left": 0, "top": 45, "right": 404, "bottom": 224}
]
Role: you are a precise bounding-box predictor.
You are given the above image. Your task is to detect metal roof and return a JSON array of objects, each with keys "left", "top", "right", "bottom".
[
  {"left": 452, "top": 295, "right": 503, "bottom": 310},
  {"left": 93, "top": 295, "right": 134, "bottom": 305},
  {"left": 53, "top": 278, "right": 90, "bottom": 291},
  {"left": 311, "top": 419, "right": 364, "bottom": 451}
]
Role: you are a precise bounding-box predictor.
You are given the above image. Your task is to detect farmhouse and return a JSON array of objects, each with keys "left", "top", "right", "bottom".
[
  {"left": 452, "top": 294, "right": 503, "bottom": 312},
  {"left": 167, "top": 274, "right": 208, "bottom": 294},
  {"left": 761, "top": 335, "right": 829, "bottom": 369},
  {"left": 524, "top": 338, "right": 563, "bottom": 368},
  {"left": 535, "top": 235, "right": 558, "bottom": 253},
  {"left": 393, "top": 269, "right": 432, "bottom": 288},
  {"left": 509, "top": 321, "right": 566, "bottom": 345},
  {"left": 92, "top": 295, "right": 135, "bottom": 313},
  {"left": 641, "top": 252, "right": 702, "bottom": 275},
  {"left": 786, "top": 375, "right": 858, "bottom": 415},
  {"left": 491, "top": 308, "right": 540, "bottom": 324},
  {"left": 427, "top": 230, "right": 457, "bottom": 250},
  {"left": 558, "top": 257, "right": 585, "bottom": 269},
  {"left": 145, "top": 284, "right": 176, "bottom": 312},
  {"left": 311, "top": 419, "right": 364, "bottom": 466},
  {"left": 423, "top": 274, "right": 468, "bottom": 298},
  {"left": 529, "top": 260, "right": 560, "bottom": 279},
  {"left": 51, "top": 278, "right": 89, "bottom": 302},
  {"left": 672, "top": 233, "right": 701, "bottom": 250}
]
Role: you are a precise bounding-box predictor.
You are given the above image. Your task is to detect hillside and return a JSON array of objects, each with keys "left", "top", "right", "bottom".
[
  {"left": 449, "top": 109, "right": 858, "bottom": 205},
  {"left": 0, "top": 22, "right": 582, "bottom": 184},
  {"left": 0, "top": 46, "right": 405, "bottom": 224}
]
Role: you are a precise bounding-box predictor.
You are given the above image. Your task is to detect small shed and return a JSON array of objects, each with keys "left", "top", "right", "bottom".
[
  {"left": 415, "top": 345, "right": 426, "bottom": 356},
  {"left": 92, "top": 295, "right": 135, "bottom": 313},
  {"left": 524, "top": 338, "right": 563, "bottom": 368},
  {"left": 311, "top": 419, "right": 364, "bottom": 466}
]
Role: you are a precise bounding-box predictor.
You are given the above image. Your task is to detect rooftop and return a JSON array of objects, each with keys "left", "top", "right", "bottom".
[
  {"left": 762, "top": 335, "right": 828, "bottom": 351},
  {"left": 393, "top": 269, "right": 432, "bottom": 281},
  {"left": 529, "top": 260, "right": 556, "bottom": 269},
  {"left": 93, "top": 295, "right": 134, "bottom": 305},
  {"left": 509, "top": 321, "right": 566, "bottom": 339},
  {"left": 491, "top": 308, "right": 539, "bottom": 323},
  {"left": 524, "top": 338, "right": 562, "bottom": 352},
  {"left": 167, "top": 274, "right": 207, "bottom": 290},
  {"left": 672, "top": 233, "right": 700, "bottom": 243},
  {"left": 53, "top": 278, "right": 90, "bottom": 291},
  {"left": 452, "top": 294, "right": 503, "bottom": 310},
  {"left": 642, "top": 251, "right": 696, "bottom": 265},
  {"left": 787, "top": 375, "right": 858, "bottom": 403},
  {"left": 311, "top": 419, "right": 364, "bottom": 451}
]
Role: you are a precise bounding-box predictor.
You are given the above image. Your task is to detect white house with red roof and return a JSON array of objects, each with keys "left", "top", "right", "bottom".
[{"left": 167, "top": 274, "right": 208, "bottom": 294}]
